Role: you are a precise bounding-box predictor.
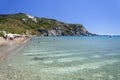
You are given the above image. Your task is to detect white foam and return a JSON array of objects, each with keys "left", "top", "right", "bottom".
[
  {"left": 44, "top": 53, "right": 74, "bottom": 57},
  {"left": 23, "top": 52, "right": 49, "bottom": 56},
  {"left": 105, "top": 53, "right": 120, "bottom": 56},
  {"left": 118, "top": 73, "right": 120, "bottom": 75},
  {"left": 93, "top": 73, "right": 104, "bottom": 78},
  {"left": 57, "top": 57, "right": 85, "bottom": 62},
  {"left": 44, "top": 60, "right": 54, "bottom": 64},
  {"left": 109, "top": 75, "right": 114, "bottom": 79},
  {"left": 93, "top": 55, "right": 101, "bottom": 58}
]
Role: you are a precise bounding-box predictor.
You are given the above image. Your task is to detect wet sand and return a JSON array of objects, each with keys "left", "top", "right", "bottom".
[{"left": 0, "top": 37, "right": 27, "bottom": 62}]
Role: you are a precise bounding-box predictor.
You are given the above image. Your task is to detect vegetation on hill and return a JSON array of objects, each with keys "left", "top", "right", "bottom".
[{"left": 0, "top": 13, "right": 96, "bottom": 36}]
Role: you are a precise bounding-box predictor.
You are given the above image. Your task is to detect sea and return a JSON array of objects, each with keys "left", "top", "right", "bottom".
[{"left": 0, "top": 36, "right": 120, "bottom": 80}]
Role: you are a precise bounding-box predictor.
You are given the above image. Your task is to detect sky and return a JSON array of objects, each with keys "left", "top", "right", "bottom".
[{"left": 0, "top": 0, "right": 120, "bottom": 35}]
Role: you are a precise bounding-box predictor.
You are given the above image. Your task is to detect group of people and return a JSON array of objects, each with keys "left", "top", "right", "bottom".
[
  {"left": 3, "top": 33, "right": 14, "bottom": 40},
  {"left": 0, "top": 30, "right": 31, "bottom": 42},
  {"left": 2, "top": 31, "right": 29, "bottom": 40}
]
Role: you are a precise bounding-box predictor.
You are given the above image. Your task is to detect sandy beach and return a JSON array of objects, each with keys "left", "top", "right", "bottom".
[{"left": 0, "top": 37, "right": 27, "bottom": 62}]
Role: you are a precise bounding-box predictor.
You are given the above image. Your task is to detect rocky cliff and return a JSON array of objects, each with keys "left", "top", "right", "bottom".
[{"left": 0, "top": 13, "right": 96, "bottom": 36}]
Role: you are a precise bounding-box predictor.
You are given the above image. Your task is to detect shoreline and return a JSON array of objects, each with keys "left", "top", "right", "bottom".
[{"left": 0, "top": 37, "right": 29, "bottom": 62}]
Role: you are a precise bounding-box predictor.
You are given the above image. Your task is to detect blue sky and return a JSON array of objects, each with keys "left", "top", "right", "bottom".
[{"left": 0, "top": 0, "right": 120, "bottom": 35}]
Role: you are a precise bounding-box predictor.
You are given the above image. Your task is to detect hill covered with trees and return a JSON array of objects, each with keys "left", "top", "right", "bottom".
[{"left": 0, "top": 13, "right": 96, "bottom": 36}]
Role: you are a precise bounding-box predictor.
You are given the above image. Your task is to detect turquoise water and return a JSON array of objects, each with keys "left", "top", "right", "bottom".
[{"left": 0, "top": 36, "right": 120, "bottom": 80}]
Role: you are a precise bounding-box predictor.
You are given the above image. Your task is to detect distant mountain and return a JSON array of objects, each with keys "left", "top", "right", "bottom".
[{"left": 0, "top": 13, "right": 96, "bottom": 36}]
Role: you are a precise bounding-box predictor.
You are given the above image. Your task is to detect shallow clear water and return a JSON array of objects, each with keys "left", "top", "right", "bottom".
[{"left": 0, "top": 36, "right": 120, "bottom": 80}]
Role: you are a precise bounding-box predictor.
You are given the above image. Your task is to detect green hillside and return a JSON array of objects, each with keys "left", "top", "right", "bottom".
[{"left": 0, "top": 13, "right": 96, "bottom": 36}]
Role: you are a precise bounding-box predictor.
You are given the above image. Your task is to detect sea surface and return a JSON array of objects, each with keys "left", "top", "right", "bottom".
[{"left": 0, "top": 36, "right": 120, "bottom": 80}]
